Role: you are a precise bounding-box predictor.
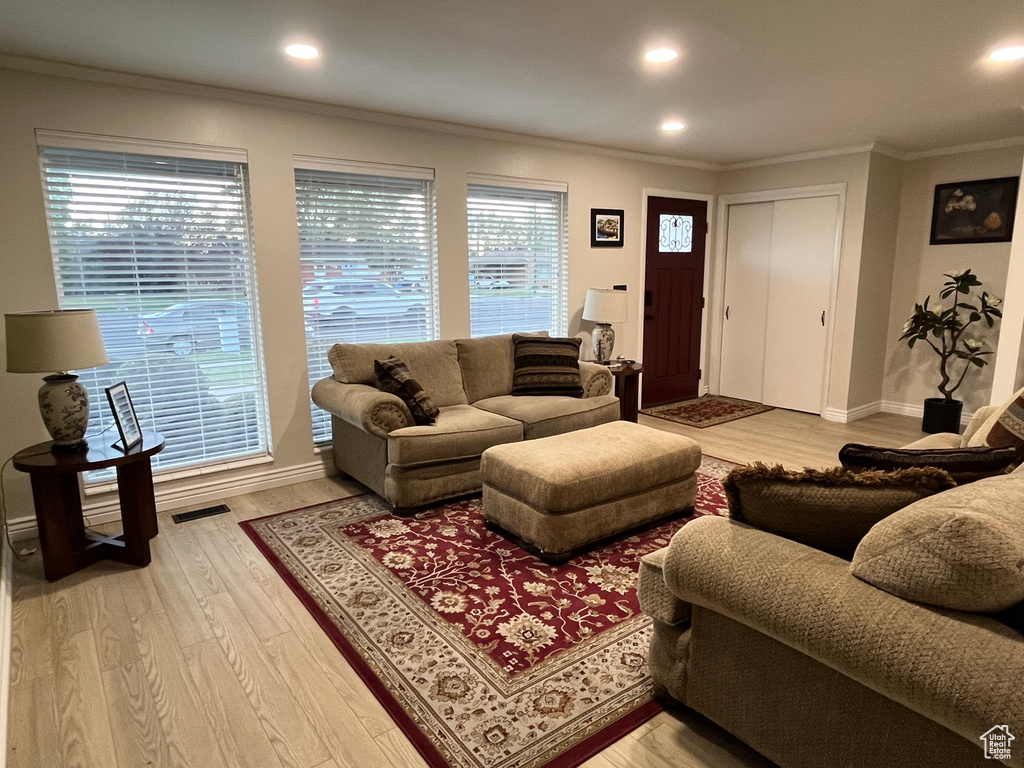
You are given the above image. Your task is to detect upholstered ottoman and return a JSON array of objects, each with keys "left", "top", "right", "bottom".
[{"left": 480, "top": 421, "right": 701, "bottom": 563}]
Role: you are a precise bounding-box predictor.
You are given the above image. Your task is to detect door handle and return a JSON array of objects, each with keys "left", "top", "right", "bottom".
[
  {"left": 821, "top": 310, "right": 825, "bottom": 326},
  {"left": 725, "top": 305, "right": 730, "bottom": 320}
]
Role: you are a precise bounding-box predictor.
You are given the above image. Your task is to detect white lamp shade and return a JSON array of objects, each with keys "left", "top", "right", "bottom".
[
  {"left": 582, "top": 288, "right": 629, "bottom": 324},
  {"left": 6, "top": 309, "right": 109, "bottom": 373}
]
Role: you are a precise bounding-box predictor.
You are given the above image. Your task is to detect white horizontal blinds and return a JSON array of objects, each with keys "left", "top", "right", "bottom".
[
  {"left": 38, "top": 146, "right": 268, "bottom": 479},
  {"left": 294, "top": 166, "right": 438, "bottom": 444},
  {"left": 467, "top": 182, "right": 568, "bottom": 337}
]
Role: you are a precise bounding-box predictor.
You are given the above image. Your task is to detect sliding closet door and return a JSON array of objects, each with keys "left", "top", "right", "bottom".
[
  {"left": 761, "top": 195, "right": 838, "bottom": 413},
  {"left": 719, "top": 202, "right": 773, "bottom": 402}
]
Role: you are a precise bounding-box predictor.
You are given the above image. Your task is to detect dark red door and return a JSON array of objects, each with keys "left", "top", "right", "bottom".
[{"left": 641, "top": 196, "right": 708, "bottom": 407}]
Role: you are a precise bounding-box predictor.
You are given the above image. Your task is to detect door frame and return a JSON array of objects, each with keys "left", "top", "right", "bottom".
[
  {"left": 638, "top": 189, "right": 716, "bottom": 397},
  {"left": 709, "top": 183, "right": 847, "bottom": 416}
]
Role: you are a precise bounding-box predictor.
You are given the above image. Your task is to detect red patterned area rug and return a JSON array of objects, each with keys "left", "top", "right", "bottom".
[
  {"left": 240, "top": 456, "right": 735, "bottom": 768},
  {"left": 641, "top": 395, "right": 774, "bottom": 429}
]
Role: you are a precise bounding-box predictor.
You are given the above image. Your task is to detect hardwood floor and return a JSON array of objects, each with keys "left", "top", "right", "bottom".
[{"left": 7, "top": 410, "right": 926, "bottom": 768}]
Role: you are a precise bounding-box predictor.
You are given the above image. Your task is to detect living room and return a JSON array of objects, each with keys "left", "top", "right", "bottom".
[{"left": 1, "top": 2, "right": 1023, "bottom": 767}]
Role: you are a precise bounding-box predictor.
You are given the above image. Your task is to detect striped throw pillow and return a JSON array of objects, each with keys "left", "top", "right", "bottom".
[
  {"left": 511, "top": 335, "right": 583, "bottom": 397},
  {"left": 987, "top": 387, "right": 1024, "bottom": 462},
  {"left": 373, "top": 356, "right": 440, "bottom": 425}
]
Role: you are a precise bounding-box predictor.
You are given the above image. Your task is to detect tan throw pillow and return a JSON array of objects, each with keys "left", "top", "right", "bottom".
[
  {"left": 851, "top": 472, "right": 1024, "bottom": 612},
  {"left": 373, "top": 357, "right": 440, "bottom": 426},
  {"left": 985, "top": 387, "right": 1024, "bottom": 461},
  {"left": 722, "top": 464, "right": 956, "bottom": 560}
]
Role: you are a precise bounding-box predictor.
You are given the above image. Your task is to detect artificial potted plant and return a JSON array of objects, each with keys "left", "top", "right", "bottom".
[{"left": 899, "top": 269, "right": 1002, "bottom": 433}]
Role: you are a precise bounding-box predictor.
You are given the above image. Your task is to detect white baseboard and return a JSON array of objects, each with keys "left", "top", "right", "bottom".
[
  {"left": 823, "top": 401, "right": 883, "bottom": 423},
  {"left": 880, "top": 400, "right": 975, "bottom": 427},
  {"left": 0, "top": 538, "right": 12, "bottom": 768},
  {"left": 8, "top": 453, "right": 336, "bottom": 541}
]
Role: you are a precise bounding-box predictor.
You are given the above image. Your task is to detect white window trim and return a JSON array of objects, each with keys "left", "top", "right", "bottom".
[
  {"left": 35, "top": 128, "right": 247, "bottom": 163},
  {"left": 293, "top": 154, "right": 435, "bottom": 180}
]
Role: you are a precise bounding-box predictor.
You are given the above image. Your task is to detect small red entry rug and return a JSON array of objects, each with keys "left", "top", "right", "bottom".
[
  {"left": 241, "top": 456, "right": 735, "bottom": 768},
  {"left": 642, "top": 395, "right": 774, "bottom": 429}
]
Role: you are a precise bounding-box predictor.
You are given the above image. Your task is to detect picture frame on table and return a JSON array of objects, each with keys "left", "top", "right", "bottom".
[
  {"left": 929, "top": 176, "right": 1019, "bottom": 245},
  {"left": 105, "top": 381, "right": 143, "bottom": 451},
  {"left": 591, "top": 208, "right": 625, "bottom": 248}
]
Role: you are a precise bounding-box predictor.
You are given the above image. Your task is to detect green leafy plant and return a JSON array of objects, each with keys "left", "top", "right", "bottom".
[{"left": 899, "top": 269, "right": 1002, "bottom": 402}]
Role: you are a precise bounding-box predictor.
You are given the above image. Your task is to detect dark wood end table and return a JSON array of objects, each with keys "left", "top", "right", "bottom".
[
  {"left": 13, "top": 432, "right": 165, "bottom": 581},
  {"left": 611, "top": 363, "right": 644, "bottom": 422}
]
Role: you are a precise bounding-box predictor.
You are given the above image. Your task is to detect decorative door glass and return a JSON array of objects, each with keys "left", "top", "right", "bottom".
[{"left": 659, "top": 214, "right": 693, "bottom": 252}]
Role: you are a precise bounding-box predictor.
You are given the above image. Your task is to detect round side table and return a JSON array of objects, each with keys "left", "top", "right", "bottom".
[
  {"left": 610, "top": 363, "right": 644, "bottom": 422},
  {"left": 13, "top": 432, "right": 165, "bottom": 581}
]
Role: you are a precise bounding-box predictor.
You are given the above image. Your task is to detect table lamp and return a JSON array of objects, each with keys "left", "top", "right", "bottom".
[
  {"left": 582, "top": 288, "right": 629, "bottom": 364},
  {"left": 6, "top": 309, "right": 109, "bottom": 452}
]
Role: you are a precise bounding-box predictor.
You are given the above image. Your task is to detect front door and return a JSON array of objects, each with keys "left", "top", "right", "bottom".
[{"left": 641, "top": 196, "right": 708, "bottom": 407}]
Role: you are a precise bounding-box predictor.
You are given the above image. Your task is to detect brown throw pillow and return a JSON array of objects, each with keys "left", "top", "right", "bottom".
[
  {"left": 511, "top": 335, "right": 583, "bottom": 397},
  {"left": 851, "top": 472, "right": 1024, "bottom": 612},
  {"left": 373, "top": 356, "right": 440, "bottom": 426},
  {"left": 839, "top": 443, "right": 1018, "bottom": 484},
  {"left": 986, "top": 387, "right": 1024, "bottom": 461},
  {"left": 722, "top": 464, "right": 956, "bottom": 560}
]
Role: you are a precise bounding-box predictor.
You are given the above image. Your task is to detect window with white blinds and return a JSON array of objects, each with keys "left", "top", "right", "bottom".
[
  {"left": 294, "top": 164, "right": 438, "bottom": 444},
  {"left": 37, "top": 144, "right": 268, "bottom": 479},
  {"left": 467, "top": 182, "right": 568, "bottom": 337}
]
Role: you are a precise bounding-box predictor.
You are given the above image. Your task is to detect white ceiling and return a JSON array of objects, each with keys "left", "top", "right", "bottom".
[{"left": 2, "top": 0, "right": 1023, "bottom": 164}]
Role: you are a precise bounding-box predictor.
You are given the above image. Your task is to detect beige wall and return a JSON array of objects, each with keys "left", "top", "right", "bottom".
[
  {"left": 717, "top": 151, "right": 872, "bottom": 413},
  {"left": 882, "top": 145, "right": 1023, "bottom": 415},
  {"left": 849, "top": 152, "right": 903, "bottom": 409},
  {"left": 0, "top": 67, "right": 715, "bottom": 523}
]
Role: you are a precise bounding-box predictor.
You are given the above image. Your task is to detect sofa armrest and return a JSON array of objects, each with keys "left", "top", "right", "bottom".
[
  {"left": 311, "top": 377, "right": 413, "bottom": 438},
  {"left": 579, "top": 361, "right": 612, "bottom": 398},
  {"left": 963, "top": 404, "right": 1000, "bottom": 443},
  {"left": 663, "top": 516, "right": 1024, "bottom": 760},
  {"left": 901, "top": 432, "right": 965, "bottom": 449},
  {"left": 638, "top": 547, "right": 691, "bottom": 626}
]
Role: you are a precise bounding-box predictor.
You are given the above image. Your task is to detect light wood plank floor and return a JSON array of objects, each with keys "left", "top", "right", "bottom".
[{"left": 8, "top": 409, "right": 927, "bottom": 768}]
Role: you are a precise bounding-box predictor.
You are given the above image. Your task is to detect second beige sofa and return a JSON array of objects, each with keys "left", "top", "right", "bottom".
[{"left": 311, "top": 333, "right": 618, "bottom": 511}]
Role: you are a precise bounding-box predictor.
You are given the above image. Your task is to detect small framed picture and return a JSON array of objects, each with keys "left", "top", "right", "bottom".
[
  {"left": 930, "top": 176, "right": 1019, "bottom": 245},
  {"left": 105, "top": 381, "right": 143, "bottom": 451},
  {"left": 591, "top": 208, "right": 625, "bottom": 248}
]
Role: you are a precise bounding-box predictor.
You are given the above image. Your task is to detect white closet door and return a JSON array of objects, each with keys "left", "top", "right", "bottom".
[
  {"left": 720, "top": 202, "right": 773, "bottom": 402},
  {"left": 761, "top": 195, "right": 838, "bottom": 413}
]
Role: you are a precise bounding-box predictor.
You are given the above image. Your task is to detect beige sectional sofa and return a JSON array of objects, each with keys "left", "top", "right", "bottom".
[
  {"left": 639, "top": 468, "right": 1024, "bottom": 768},
  {"left": 311, "top": 333, "right": 618, "bottom": 510}
]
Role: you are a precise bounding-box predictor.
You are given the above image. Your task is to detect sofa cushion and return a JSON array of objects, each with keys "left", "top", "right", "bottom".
[
  {"left": 851, "top": 472, "right": 1024, "bottom": 612},
  {"left": 386, "top": 404, "right": 522, "bottom": 467},
  {"left": 456, "top": 332, "right": 548, "bottom": 403},
  {"left": 328, "top": 340, "right": 468, "bottom": 407},
  {"left": 474, "top": 393, "right": 619, "bottom": 439},
  {"left": 722, "top": 464, "right": 957, "bottom": 560},
  {"left": 373, "top": 357, "right": 439, "bottom": 426},
  {"left": 511, "top": 335, "right": 583, "bottom": 397},
  {"left": 839, "top": 443, "right": 1018, "bottom": 484}
]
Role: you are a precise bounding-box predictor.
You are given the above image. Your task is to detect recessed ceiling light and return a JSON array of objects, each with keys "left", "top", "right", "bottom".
[
  {"left": 645, "top": 48, "right": 679, "bottom": 63},
  {"left": 990, "top": 45, "right": 1024, "bottom": 62},
  {"left": 661, "top": 121, "right": 685, "bottom": 132},
  {"left": 285, "top": 43, "right": 320, "bottom": 60}
]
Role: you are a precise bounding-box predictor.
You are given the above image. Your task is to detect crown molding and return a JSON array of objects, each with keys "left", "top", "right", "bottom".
[
  {"left": 0, "top": 53, "right": 720, "bottom": 171},
  {"left": 902, "top": 135, "right": 1024, "bottom": 161},
  {"left": 720, "top": 143, "right": 878, "bottom": 171}
]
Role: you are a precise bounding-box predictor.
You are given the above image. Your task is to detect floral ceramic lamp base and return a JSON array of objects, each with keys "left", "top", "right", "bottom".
[
  {"left": 592, "top": 323, "right": 615, "bottom": 364},
  {"left": 38, "top": 374, "right": 91, "bottom": 452}
]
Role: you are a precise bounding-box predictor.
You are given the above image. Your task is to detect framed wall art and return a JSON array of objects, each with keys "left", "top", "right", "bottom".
[
  {"left": 105, "top": 381, "right": 143, "bottom": 451},
  {"left": 930, "top": 176, "right": 1019, "bottom": 245},
  {"left": 591, "top": 208, "right": 624, "bottom": 248}
]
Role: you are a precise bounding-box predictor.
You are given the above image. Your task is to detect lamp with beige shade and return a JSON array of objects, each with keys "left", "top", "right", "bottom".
[
  {"left": 582, "top": 288, "right": 629, "bottom": 364},
  {"left": 5, "top": 309, "right": 109, "bottom": 452}
]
